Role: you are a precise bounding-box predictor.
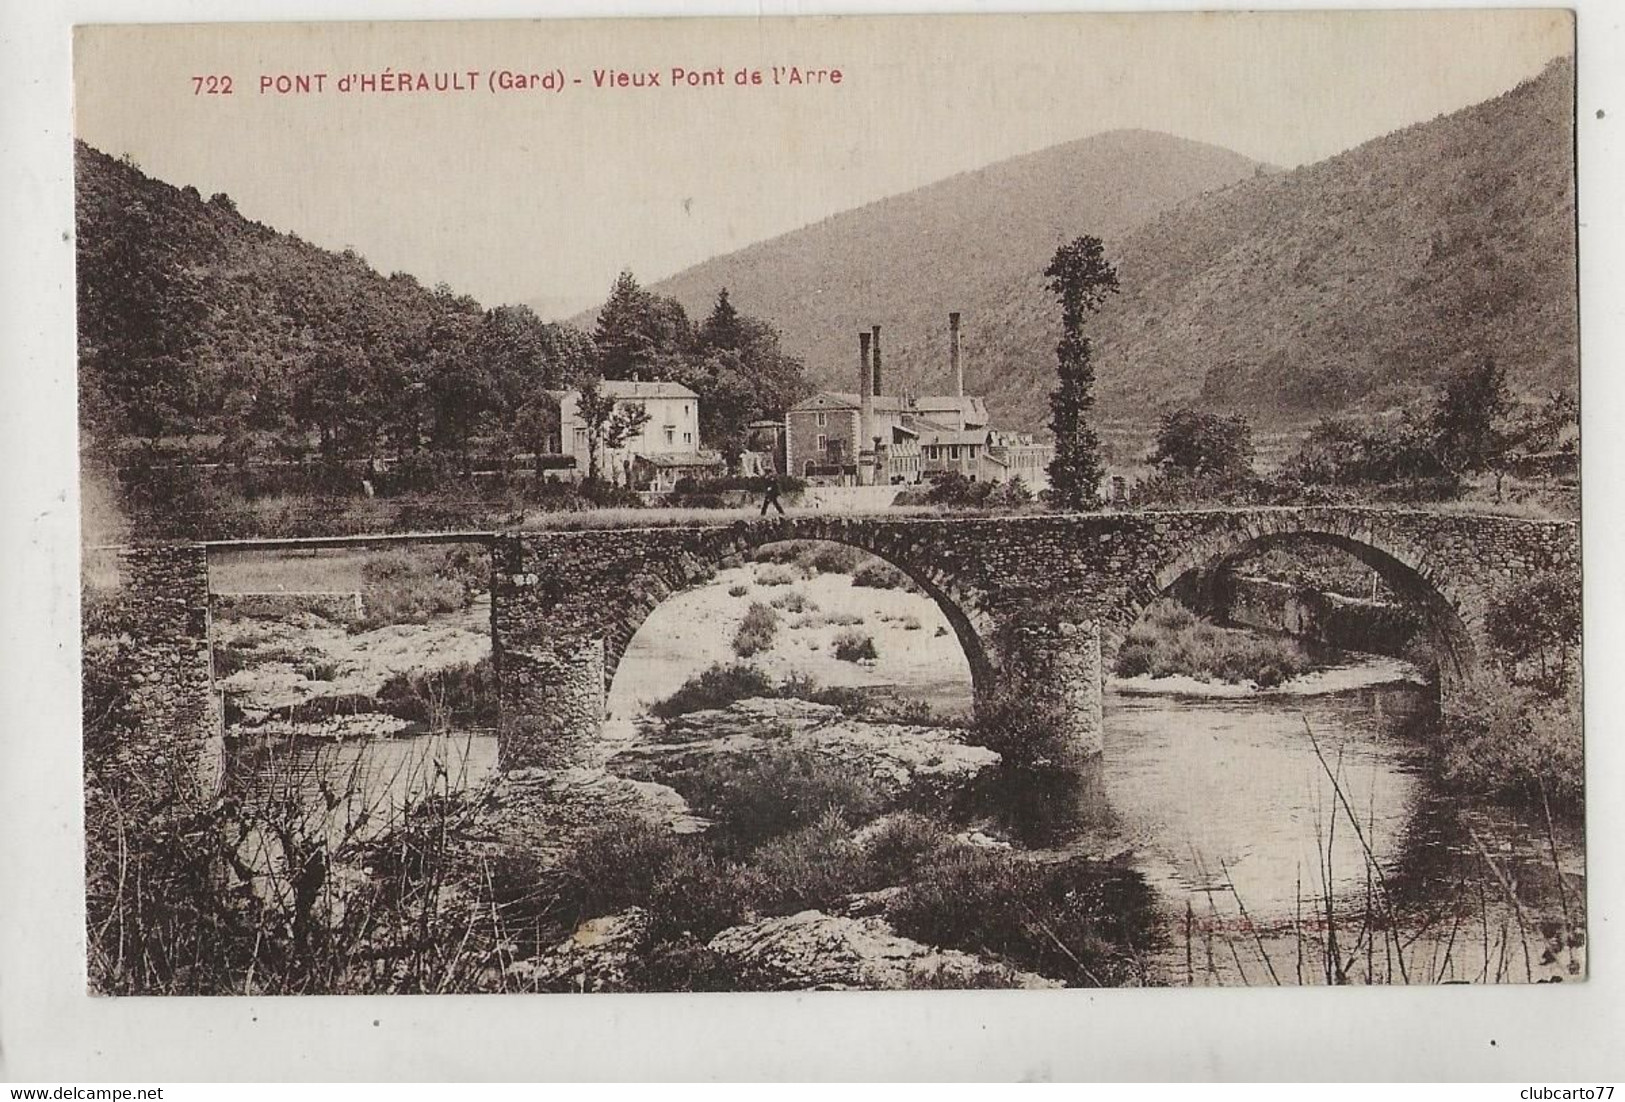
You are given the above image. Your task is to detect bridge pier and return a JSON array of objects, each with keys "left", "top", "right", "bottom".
[
  {"left": 496, "top": 637, "right": 605, "bottom": 770},
  {"left": 997, "top": 619, "right": 1105, "bottom": 764},
  {"left": 84, "top": 544, "right": 224, "bottom": 803}
]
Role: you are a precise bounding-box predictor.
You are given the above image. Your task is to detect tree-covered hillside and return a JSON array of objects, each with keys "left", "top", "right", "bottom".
[
  {"left": 640, "top": 58, "right": 1577, "bottom": 437},
  {"left": 76, "top": 142, "right": 595, "bottom": 458},
  {"left": 75, "top": 143, "right": 809, "bottom": 466}
]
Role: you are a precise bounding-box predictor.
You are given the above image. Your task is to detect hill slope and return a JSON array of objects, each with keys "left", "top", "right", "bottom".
[
  {"left": 629, "top": 129, "right": 1265, "bottom": 407},
  {"left": 75, "top": 142, "right": 591, "bottom": 446},
  {"left": 642, "top": 59, "right": 1577, "bottom": 437}
]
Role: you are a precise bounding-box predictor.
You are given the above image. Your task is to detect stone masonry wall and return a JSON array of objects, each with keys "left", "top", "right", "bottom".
[
  {"left": 496, "top": 507, "right": 1579, "bottom": 767},
  {"left": 497, "top": 637, "right": 606, "bottom": 770},
  {"left": 1223, "top": 575, "right": 1423, "bottom": 658},
  {"left": 95, "top": 507, "right": 1575, "bottom": 788},
  {"left": 89, "top": 544, "right": 222, "bottom": 800}
]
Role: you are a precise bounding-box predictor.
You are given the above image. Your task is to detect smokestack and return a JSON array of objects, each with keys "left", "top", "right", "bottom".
[
  {"left": 858, "top": 331, "right": 875, "bottom": 484},
  {"left": 949, "top": 312, "right": 963, "bottom": 398},
  {"left": 871, "top": 325, "right": 883, "bottom": 397}
]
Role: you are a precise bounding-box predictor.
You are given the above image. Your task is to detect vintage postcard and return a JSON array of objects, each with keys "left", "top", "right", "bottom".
[{"left": 73, "top": 10, "right": 1582, "bottom": 996}]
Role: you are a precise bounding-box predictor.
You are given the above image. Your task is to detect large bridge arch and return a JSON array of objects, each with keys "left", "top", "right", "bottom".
[
  {"left": 593, "top": 519, "right": 1003, "bottom": 703},
  {"left": 489, "top": 518, "right": 1013, "bottom": 769}
]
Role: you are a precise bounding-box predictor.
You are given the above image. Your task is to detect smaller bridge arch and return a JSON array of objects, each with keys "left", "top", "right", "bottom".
[{"left": 1108, "top": 511, "right": 1481, "bottom": 700}]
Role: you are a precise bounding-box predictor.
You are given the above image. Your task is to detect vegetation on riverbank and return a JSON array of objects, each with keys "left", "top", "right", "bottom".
[
  {"left": 1115, "top": 598, "right": 1317, "bottom": 688},
  {"left": 1437, "top": 566, "right": 1583, "bottom": 813}
]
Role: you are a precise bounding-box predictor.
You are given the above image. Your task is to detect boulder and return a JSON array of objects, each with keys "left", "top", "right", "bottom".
[
  {"left": 507, "top": 909, "right": 651, "bottom": 993},
  {"left": 707, "top": 909, "right": 1060, "bottom": 990},
  {"left": 615, "top": 697, "right": 999, "bottom": 801},
  {"left": 462, "top": 765, "right": 706, "bottom": 869}
]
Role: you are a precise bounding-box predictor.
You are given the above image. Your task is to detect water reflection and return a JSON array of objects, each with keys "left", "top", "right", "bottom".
[{"left": 1086, "top": 672, "right": 1585, "bottom": 984}]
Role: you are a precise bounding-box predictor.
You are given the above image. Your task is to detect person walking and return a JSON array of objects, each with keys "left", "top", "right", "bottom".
[{"left": 759, "top": 477, "right": 786, "bottom": 517}]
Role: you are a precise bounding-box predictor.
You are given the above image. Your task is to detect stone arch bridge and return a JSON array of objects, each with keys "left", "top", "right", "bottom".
[{"left": 96, "top": 507, "right": 1578, "bottom": 795}]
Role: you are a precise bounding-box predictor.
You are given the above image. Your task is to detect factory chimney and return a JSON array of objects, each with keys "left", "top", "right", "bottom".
[
  {"left": 871, "top": 325, "right": 883, "bottom": 397},
  {"left": 949, "top": 312, "right": 963, "bottom": 398},
  {"left": 858, "top": 331, "right": 875, "bottom": 485}
]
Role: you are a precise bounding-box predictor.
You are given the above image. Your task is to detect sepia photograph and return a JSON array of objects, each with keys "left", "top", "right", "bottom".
[{"left": 70, "top": 9, "right": 1583, "bottom": 1000}]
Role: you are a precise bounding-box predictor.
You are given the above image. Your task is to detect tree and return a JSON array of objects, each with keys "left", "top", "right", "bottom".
[
  {"left": 1148, "top": 409, "right": 1254, "bottom": 481},
  {"left": 593, "top": 270, "right": 693, "bottom": 380},
  {"left": 1429, "top": 355, "right": 1516, "bottom": 499},
  {"left": 509, "top": 395, "right": 562, "bottom": 474},
  {"left": 1043, "top": 236, "right": 1119, "bottom": 509},
  {"left": 577, "top": 377, "right": 652, "bottom": 483},
  {"left": 1485, "top": 565, "right": 1582, "bottom": 693},
  {"left": 699, "top": 286, "right": 745, "bottom": 352},
  {"left": 1285, "top": 414, "right": 1444, "bottom": 487}
]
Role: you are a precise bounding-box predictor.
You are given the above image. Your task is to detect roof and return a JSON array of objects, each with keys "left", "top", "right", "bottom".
[
  {"left": 914, "top": 395, "right": 989, "bottom": 414},
  {"left": 593, "top": 380, "right": 697, "bottom": 400},
  {"left": 789, "top": 392, "right": 909, "bottom": 414},
  {"left": 920, "top": 430, "right": 994, "bottom": 447},
  {"left": 633, "top": 451, "right": 724, "bottom": 468}
]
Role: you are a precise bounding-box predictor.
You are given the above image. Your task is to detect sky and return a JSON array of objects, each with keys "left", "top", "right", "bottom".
[{"left": 74, "top": 10, "right": 1571, "bottom": 320}]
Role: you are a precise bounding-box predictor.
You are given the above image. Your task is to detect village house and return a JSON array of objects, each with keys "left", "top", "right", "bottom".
[
  {"left": 784, "top": 313, "right": 1051, "bottom": 487},
  {"left": 555, "top": 380, "right": 722, "bottom": 488}
]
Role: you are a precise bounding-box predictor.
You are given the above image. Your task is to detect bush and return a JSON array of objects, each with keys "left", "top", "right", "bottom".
[
  {"left": 645, "top": 846, "right": 763, "bottom": 941},
  {"left": 852, "top": 559, "right": 910, "bottom": 590},
  {"left": 988, "top": 477, "right": 1034, "bottom": 509},
  {"left": 887, "top": 848, "right": 1156, "bottom": 986},
  {"left": 1114, "top": 598, "right": 1314, "bottom": 687},
  {"left": 727, "top": 583, "right": 750, "bottom": 598},
  {"left": 833, "top": 630, "right": 879, "bottom": 662},
  {"left": 769, "top": 591, "right": 817, "bottom": 613},
  {"left": 798, "top": 611, "right": 865, "bottom": 628},
  {"left": 749, "top": 809, "right": 869, "bottom": 914},
  {"left": 753, "top": 564, "right": 800, "bottom": 587},
  {"left": 802, "top": 542, "right": 868, "bottom": 574},
  {"left": 560, "top": 818, "right": 687, "bottom": 921},
  {"left": 732, "top": 602, "right": 780, "bottom": 657},
  {"left": 355, "top": 545, "right": 486, "bottom": 629},
  {"left": 1485, "top": 566, "right": 1581, "bottom": 693},
  {"left": 375, "top": 657, "right": 497, "bottom": 726},
  {"left": 972, "top": 686, "right": 1076, "bottom": 772},
  {"left": 651, "top": 663, "right": 777, "bottom": 719},
  {"left": 558, "top": 820, "right": 760, "bottom": 942},
  {"left": 924, "top": 472, "right": 996, "bottom": 508},
  {"left": 670, "top": 746, "right": 885, "bottom": 849},
  {"left": 1439, "top": 676, "right": 1583, "bottom": 811},
  {"left": 1284, "top": 414, "right": 1447, "bottom": 487},
  {"left": 858, "top": 812, "right": 954, "bottom": 885}
]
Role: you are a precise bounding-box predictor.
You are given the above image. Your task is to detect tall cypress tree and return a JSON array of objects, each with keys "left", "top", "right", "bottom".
[{"left": 1044, "top": 236, "right": 1120, "bottom": 510}]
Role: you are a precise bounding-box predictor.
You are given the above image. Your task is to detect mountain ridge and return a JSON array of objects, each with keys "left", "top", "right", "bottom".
[{"left": 620, "top": 58, "right": 1576, "bottom": 436}]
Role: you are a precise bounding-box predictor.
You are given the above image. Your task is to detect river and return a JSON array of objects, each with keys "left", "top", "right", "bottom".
[
  {"left": 230, "top": 558, "right": 1586, "bottom": 984},
  {"left": 1097, "top": 676, "right": 1585, "bottom": 984}
]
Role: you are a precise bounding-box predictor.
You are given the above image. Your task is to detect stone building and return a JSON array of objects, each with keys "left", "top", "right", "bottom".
[
  {"left": 556, "top": 380, "right": 719, "bottom": 488},
  {"left": 785, "top": 313, "right": 1050, "bottom": 486}
]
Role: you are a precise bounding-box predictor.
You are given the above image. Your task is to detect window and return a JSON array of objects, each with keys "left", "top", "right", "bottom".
[
  {"left": 816, "top": 411, "right": 827, "bottom": 427},
  {"left": 683, "top": 432, "right": 692, "bottom": 444},
  {"left": 665, "top": 427, "right": 675, "bottom": 445},
  {"left": 950, "top": 445, "right": 960, "bottom": 460},
  {"left": 816, "top": 434, "right": 828, "bottom": 452}
]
